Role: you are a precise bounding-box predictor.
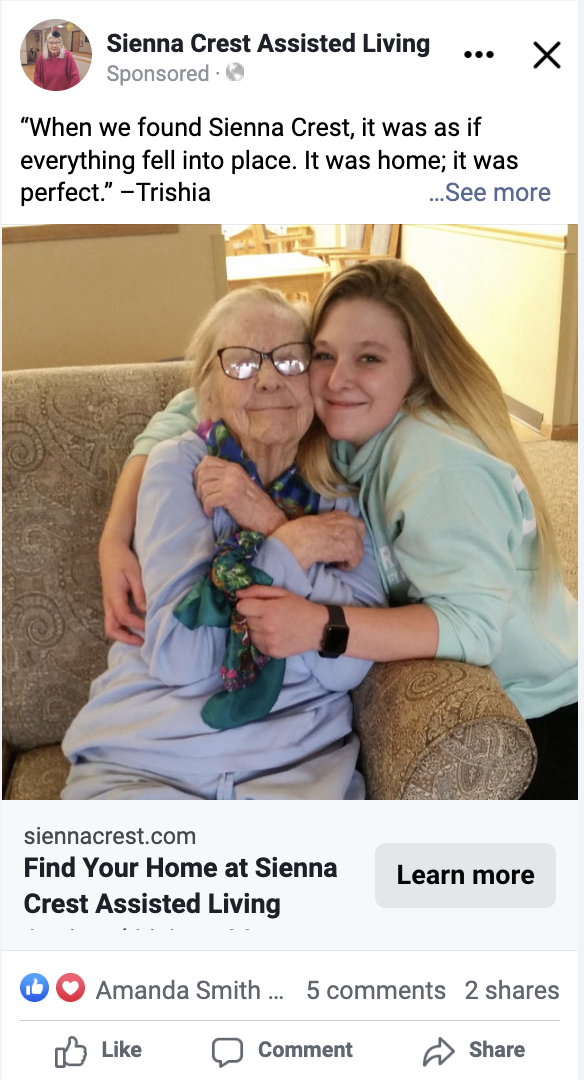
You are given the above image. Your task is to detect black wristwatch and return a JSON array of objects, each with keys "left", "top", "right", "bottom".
[{"left": 318, "top": 604, "right": 349, "bottom": 658}]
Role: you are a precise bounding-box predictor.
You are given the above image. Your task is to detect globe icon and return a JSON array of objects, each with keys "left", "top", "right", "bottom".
[{"left": 226, "top": 63, "right": 244, "bottom": 81}]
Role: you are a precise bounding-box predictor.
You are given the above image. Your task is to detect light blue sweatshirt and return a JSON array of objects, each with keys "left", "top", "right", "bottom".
[
  {"left": 333, "top": 410, "right": 577, "bottom": 720},
  {"left": 130, "top": 388, "right": 197, "bottom": 457}
]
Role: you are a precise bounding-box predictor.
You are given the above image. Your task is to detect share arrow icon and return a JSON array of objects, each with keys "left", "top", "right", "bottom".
[{"left": 423, "top": 1037, "right": 456, "bottom": 1066}]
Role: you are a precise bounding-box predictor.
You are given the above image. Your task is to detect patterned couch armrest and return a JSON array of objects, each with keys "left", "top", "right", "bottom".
[{"left": 352, "top": 659, "right": 537, "bottom": 800}]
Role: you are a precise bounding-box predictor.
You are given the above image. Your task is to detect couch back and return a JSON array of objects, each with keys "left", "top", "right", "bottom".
[{"left": 3, "top": 362, "right": 193, "bottom": 752}]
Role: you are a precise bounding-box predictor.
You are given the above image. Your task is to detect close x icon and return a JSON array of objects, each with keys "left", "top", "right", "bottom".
[{"left": 533, "top": 41, "right": 561, "bottom": 68}]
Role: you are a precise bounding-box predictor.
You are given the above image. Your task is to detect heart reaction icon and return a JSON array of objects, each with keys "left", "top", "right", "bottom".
[{"left": 56, "top": 973, "right": 86, "bottom": 1002}]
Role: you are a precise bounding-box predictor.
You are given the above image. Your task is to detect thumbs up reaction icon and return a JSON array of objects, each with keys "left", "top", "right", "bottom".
[
  {"left": 20, "top": 972, "right": 49, "bottom": 1002},
  {"left": 55, "top": 1036, "right": 87, "bottom": 1068}
]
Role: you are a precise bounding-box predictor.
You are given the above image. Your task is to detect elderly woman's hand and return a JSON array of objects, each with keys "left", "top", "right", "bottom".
[
  {"left": 272, "top": 512, "right": 366, "bottom": 571},
  {"left": 194, "top": 457, "right": 287, "bottom": 534},
  {"left": 236, "top": 586, "right": 326, "bottom": 657}
]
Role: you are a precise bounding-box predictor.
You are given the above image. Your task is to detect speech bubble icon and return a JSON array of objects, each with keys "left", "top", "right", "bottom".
[{"left": 212, "top": 1038, "right": 243, "bottom": 1068}]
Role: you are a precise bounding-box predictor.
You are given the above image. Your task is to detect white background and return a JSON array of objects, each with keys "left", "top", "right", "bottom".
[
  {"left": 2, "top": 0, "right": 578, "bottom": 221},
  {"left": 3, "top": 801, "right": 577, "bottom": 950},
  {"left": 5, "top": 950, "right": 577, "bottom": 1076},
  {"left": 1, "top": 1, "right": 578, "bottom": 1075}
]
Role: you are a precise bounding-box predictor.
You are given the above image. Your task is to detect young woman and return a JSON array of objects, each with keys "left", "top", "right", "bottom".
[{"left": 237, "top": 261, "right": 577, "bottom": 799}]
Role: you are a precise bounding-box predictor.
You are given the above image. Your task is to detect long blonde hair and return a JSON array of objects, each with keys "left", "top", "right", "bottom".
[
  {"left": 312, "top": 259, "right": 562, "bottom": 580},
  {"left": 185, "top": 286, "right": 342, "bottom": 497}
]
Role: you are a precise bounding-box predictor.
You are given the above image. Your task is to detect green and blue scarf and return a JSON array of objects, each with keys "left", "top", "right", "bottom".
[{"left": 174, "top": 420, "right": 320, "bottom": 729}]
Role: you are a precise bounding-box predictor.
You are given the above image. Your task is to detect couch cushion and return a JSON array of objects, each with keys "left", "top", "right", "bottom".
[
  {"left": 523, "top": 440, "right": 577, "bottom": 599},
  {"left": 5, "top": 744, "right": 70, "bottom": 800}
]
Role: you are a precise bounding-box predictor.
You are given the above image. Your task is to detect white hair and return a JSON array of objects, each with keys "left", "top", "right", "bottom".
[{"left": 43, "top": 35, "right": 65, "bottom": 59}]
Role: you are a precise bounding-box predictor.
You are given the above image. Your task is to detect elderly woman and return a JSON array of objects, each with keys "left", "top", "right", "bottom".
[
  {"left": 61, "top": 287, "right": 385, "bottom": 801},
  {"left": 34, "top": 29, "right": 80, "bottom": 91}
]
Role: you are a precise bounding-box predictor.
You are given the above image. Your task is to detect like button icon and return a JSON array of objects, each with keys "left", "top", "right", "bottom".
[
  {"left": 55, "top": 1036, "right": 87, "bottom": 1068},
  {"left": 20, "top": 973, "right": 49, "bottom": 1002}
]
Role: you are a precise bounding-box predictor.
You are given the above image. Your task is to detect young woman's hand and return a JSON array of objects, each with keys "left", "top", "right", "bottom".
[
  {"left": 194, "top": 458, "right": 287, "bottom": 534},
  {"left": 98, "top": 537, "right": 147, "bottom": 645},
  {"left": 236, "top": 585, "right": 326, "bottom": 657},
  {"left": 272, "top": 512, "right": 366, "bottom": 571}
]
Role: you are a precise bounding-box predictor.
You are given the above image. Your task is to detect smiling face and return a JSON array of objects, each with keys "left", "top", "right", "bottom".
[
  {"left": 310, "top": 297, "right": 416, "bottom": 448},
  {"left": 47, "top": 36, "right": 61, "bottom": 55},
  {"left": 207, "top": 302, "right": 314, "bottom": 474}
]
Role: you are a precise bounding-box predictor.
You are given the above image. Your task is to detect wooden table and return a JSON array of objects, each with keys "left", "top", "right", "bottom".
[{"left": 226, "top": 253, "right": 330, "bottom": 304}]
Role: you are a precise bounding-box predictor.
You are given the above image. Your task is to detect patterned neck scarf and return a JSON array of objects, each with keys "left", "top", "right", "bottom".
[{"left": 174, "top": 420, "right": 320, "bottom": 729}]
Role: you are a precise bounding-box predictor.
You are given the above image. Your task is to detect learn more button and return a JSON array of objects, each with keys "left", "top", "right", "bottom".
[{"left": 376, "top": 844, "right": 555, "bottom": 907}]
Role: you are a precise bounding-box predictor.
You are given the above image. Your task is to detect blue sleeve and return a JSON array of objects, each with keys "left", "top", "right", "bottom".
[
  {"left": 134, "top": 435, "right": 226, "bottom": 687},
  {"left": 129, "top": 389, "right": 197, "bottom": 459},
  {"left": 392, "top": 467, "right": 526, "bottom": 666},
  {"left": 136, "top": 447, "right": 385, "bottom": 693}
]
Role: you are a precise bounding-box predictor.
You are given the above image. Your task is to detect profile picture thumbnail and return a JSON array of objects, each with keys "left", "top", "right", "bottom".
[{"left": 21, "top": 19, "right": 92, "bottom": 91}]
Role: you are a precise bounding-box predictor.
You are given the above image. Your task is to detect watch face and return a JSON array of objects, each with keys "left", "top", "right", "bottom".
[{"left": 323, "top": 624, "right": 349, "bottom": 655}]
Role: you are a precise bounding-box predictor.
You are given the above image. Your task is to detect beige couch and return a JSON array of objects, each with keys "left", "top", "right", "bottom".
[{"left": 3, "top": 362, "right": 541, "bottom": 800}]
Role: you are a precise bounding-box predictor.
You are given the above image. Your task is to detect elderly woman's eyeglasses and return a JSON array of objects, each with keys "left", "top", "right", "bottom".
[{"left": 217, "top": 343, "right": 311, "bottom": 380}]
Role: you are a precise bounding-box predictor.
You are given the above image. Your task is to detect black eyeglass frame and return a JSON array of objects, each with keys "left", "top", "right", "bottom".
[{"left": 217, "top": 342, "right": 311, "bottom": 380}]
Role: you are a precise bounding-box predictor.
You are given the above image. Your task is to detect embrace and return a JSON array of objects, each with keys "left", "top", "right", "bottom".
[{"left": 62, "top": 260, "right": 577, "bottom": 801}]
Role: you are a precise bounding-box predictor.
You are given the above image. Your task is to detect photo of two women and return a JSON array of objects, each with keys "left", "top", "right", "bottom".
[{"left": 2, "top": 223, "right": 577, "bottom": 802}]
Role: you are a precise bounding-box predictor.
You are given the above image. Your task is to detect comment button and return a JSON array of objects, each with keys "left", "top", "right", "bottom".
[{"left": 376, "top": 844, "right": 555, "bottom": 907}]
